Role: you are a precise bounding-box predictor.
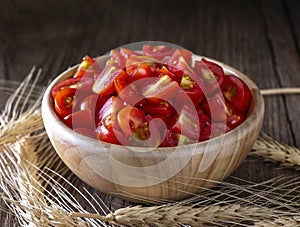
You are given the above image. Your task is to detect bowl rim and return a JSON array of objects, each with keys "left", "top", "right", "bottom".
[{"left": 42, "top": 53, "right": 264, "bottom": 152}]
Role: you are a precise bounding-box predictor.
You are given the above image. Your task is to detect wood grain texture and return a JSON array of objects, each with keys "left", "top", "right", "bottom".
[{"left": 0, "top": 0, "right": 299, "bottom": 224}]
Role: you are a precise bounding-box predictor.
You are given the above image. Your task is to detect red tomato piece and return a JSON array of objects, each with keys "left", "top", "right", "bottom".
[
  {"left": 171, "top": 105, "right": 200, "bottom": 140},
  {"left": 202, "top": 93, "right": 229, "bottom": 122},
  {"left": 221, "top": 75, "right": 251, "bottom": 111},
  {"left": 140, "top": 100, "right": 175, "bottom": 116},
  {"left": 63, "top": 109, "right": 94, "bottom": 130},
  {"left": 120, "top": 48, "right": 140, "bottom": 59},
  {"left": 74, "top": 127, "right": 97, "bottom": 139},
  {"left": 54, "top": 88, "right": 76, "bottom": 120},
  {"left": 114, "top": 69, "right": 145, "bottom": 106},
  {"left": 143, "top": 45, "right": 175, "bottom": 60},
  {"left": 160, "top": 65, "right": 182, "bottom": 84},
  {"left": 179, "top": 75, "right": 205, "bottom": 106},
  {"left": 128, "top": 63, "right": 152, "bottom": 84},
  {"left": 52, "top": 77, "right": 94, "bottom": 99},
  {"left": 117, "top": 107, "right": 150, "bottom": 143},
  {"left": 142, "top": 75, "right": 181, "bottom": 104},
  {"left": 96, "top": 96, "right": 124, "bottom": 144},
  {"left": 93, "top": 65, "right": 120, "bottom": 95},
  {"left": 73, "top": 55, "right": 101, "bottom": 78},
  {"left": 227, "top": 111, "right": 245, "bottom": 129},
  {"left": 194, "top": 58, "right": 225, "bottom": 94},
  {"left": 109, "top": 49, "right": 126, "bottom": 69}
]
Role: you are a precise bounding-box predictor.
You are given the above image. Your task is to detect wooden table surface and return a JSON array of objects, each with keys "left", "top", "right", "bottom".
[{"left": 1, "top": 0, "right": 300, "bottom": 225}]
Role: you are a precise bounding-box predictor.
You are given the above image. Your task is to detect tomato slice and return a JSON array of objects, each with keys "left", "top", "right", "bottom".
[
  {"left": 54, "top": 87, "right": 77, "bottom": 120},
  {"left": 127, "top": 63, "right": 152, "bottom": 84},
  {"left": 96, "top": 96, "right": 124, "bottom": 144},
  {"left": 73, "top": 55, "right": 101, "bottom": 78},
  {"left": 63, "top": 109, "right": 94, "bottom": 130},
  {"left": 194, "top": 58, "right": 225, "bottom": 94},
  {"left": 202, "top": 93, "right": 229, "bottom": 122},
  {"left": 120, "top": 48, "right": 140, "bottom": 59},
  {"left": 221, "top": 75, "right": 251, "bottom": 111},
  {"left": 52, "top": 77, "right": 94, "bottom": 98},
  {"left": 160, "top": 65, "right": 182, "bottom": 83},
  {"left": 139, "top": 99, "right": 175, "bottom": 116},
  {"left": 117, "top": 106, "right": 150, "bottom": 144},
  {"left": 143, "top": 45, "right": 176, "bottom": 60},
  {"left": 93, "top": 65, "right": 119, "bottom": 95},
  {"left": 142, "top": 75, "right": 181, "bottom": 103},
  {"left": 171, "top": 105, "right": 200, "bottom": 140},
  {"left": 74, "top": 127, "right": 97, "bottom": 139},
  {"left": 160, "top": 130, "right": 195, "bottom": 147},
  {"left": 109, "top": 49, "right": 126, "bottom": 69},
  {"left": 179, "top": 75, "right": 205, "bottom": 106},
  {"left": 114, "top": 69, "right": 145, "bottom": 105}
]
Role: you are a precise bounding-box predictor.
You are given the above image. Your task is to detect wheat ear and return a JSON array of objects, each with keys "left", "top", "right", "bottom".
[{"left": 250, "top": 133, "right": 300, "bottom": 170}]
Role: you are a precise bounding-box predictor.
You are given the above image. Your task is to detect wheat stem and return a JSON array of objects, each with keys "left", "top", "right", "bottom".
[{"left": 261, "top": 87, "right": 300, "bottom": 95}]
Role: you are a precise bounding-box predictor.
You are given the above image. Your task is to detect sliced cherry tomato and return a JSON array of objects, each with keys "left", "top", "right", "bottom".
[
  {"left": 54, "top": 88, "right": 76, "bottom": 120},
  {"left": 143, "top": 45, "right": 176, "bottom": 60},
  {"left": 74, "top": 127, "right": 97, "bottom": 139},
  {"left": 221, "top": 75, "right": 251, "bottom": 111},
  {"left": 93, "top": 65, "right": 119, "bottom": 95},
  {"left": 52, "top": 77, "right": 94, "bottom": 98},
  {"left": 142, "top": 75, "right": 181, "bottom": 103},
  {"left": 117, "top": 107, "right": 150, "bottom": 144},
  {"left": 139, "top": 99, "right": 175, "bottom": 116},
  {"left": 202, "top": 93, "right": 229, "bottom": 122},
  {"left": 171, "top": 105, "right": 200, "bottom": 140},
  {"left": 73, "top": 55, "right": 101, "bottom": 78},
  {"left": 160, "top": 130, "right": 195, "bottom": 147},
  {"left": 194, "top": 58, "right": 225, "bottom": 94},
  {"left": 120, "top": 48, "right": 140, "bottom": 59},
  {"left": 63, "top": 109, "right": 94, "bottom": 130},
  {"left": 128, "top": 63, "right": 152, "bottom": 84},
  {"left": 96, "top": 96, "right": 124, "bottom": 144},
  {"left": 80, "top": 94, "right": 109, "bottom": 121},
  {"left": 227, "top": 111, "right": 245, "bottom": 129},
  {"left": 160, "top": 65, "right": 182, "bottom": 84},
  {"left": 114, "top": 69, "right": 145, "bottom": 105},
  {"left": 179, "top": 75, "right": 205, "bottom": 106},
  {"left": 109, "top": 49, "right": 126, "bottom": 69}
]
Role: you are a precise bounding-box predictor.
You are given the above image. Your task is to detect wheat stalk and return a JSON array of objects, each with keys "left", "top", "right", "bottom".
[
  {"left": 250, "top": 133, "right": 300, "bottom": 170},
  {"left": 70, "top": 204, "right": 300, "bottom": 227}
]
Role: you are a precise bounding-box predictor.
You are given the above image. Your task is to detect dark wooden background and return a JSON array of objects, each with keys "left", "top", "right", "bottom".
[{"left": 1, "top": 0, "right": 300, "bottom": 225}]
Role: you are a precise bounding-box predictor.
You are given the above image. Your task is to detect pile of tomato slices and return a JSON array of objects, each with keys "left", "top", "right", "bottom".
[{"left": 52, "top": 45, "right": 252, "bottom": 147}]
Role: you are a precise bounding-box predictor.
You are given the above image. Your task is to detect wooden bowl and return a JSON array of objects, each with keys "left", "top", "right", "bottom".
[{"left": 42, "top": 54, "right": 264, "bottom": 204}]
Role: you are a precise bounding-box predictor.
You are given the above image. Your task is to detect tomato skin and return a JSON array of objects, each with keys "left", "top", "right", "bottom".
[
  {"left": 117, "top": 106, "right": 150, "bottom": 143},
  {"left": 194, "top": 58, "right": 225, "bottom": 95},
  {"left": 160, "top": 65, "right": 182, "bottom": 84},
  {"left": 52, "top": 77, "right": 94, "bottom": 99},
  {"left": 171, "top": 105, "right": 200, "bottom": 140},
  {"left": 128, "top": 63, "right": 152, "bottom": 84},
  {"left": 221, "top": 75, "right": 251, "bottom": 111},
  {"left": 203, "top": 93, "right": 229, "bottom": 122},
  {"left": 96, "top": 96, "right": 124, "bottom": 144},
  {"left": 54, "top": 88, "right": 76, "bottom": 120},
  {"left": 74, "top": 127, "right": 97, "bottom": 139},
  {"left": 139, "top": 100, "right": 175, "bottom": 116},
  {"left": 142, "top": 75, "right": 181, "bottom": 104},
  {"left": 63, "top": 109, "right": 94, "bottom": 130},
  {"left": 179, "top": 75, "right": 205, "bottom": 106},
  {"left": 74, "top": 55, "right": 100, "bottom": 79},
  {"left": 93, "top": 65, "right": 119, "bottom": 95},
  {"left": 110, "top": 49, "right": 126, "bottom": 69}
]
